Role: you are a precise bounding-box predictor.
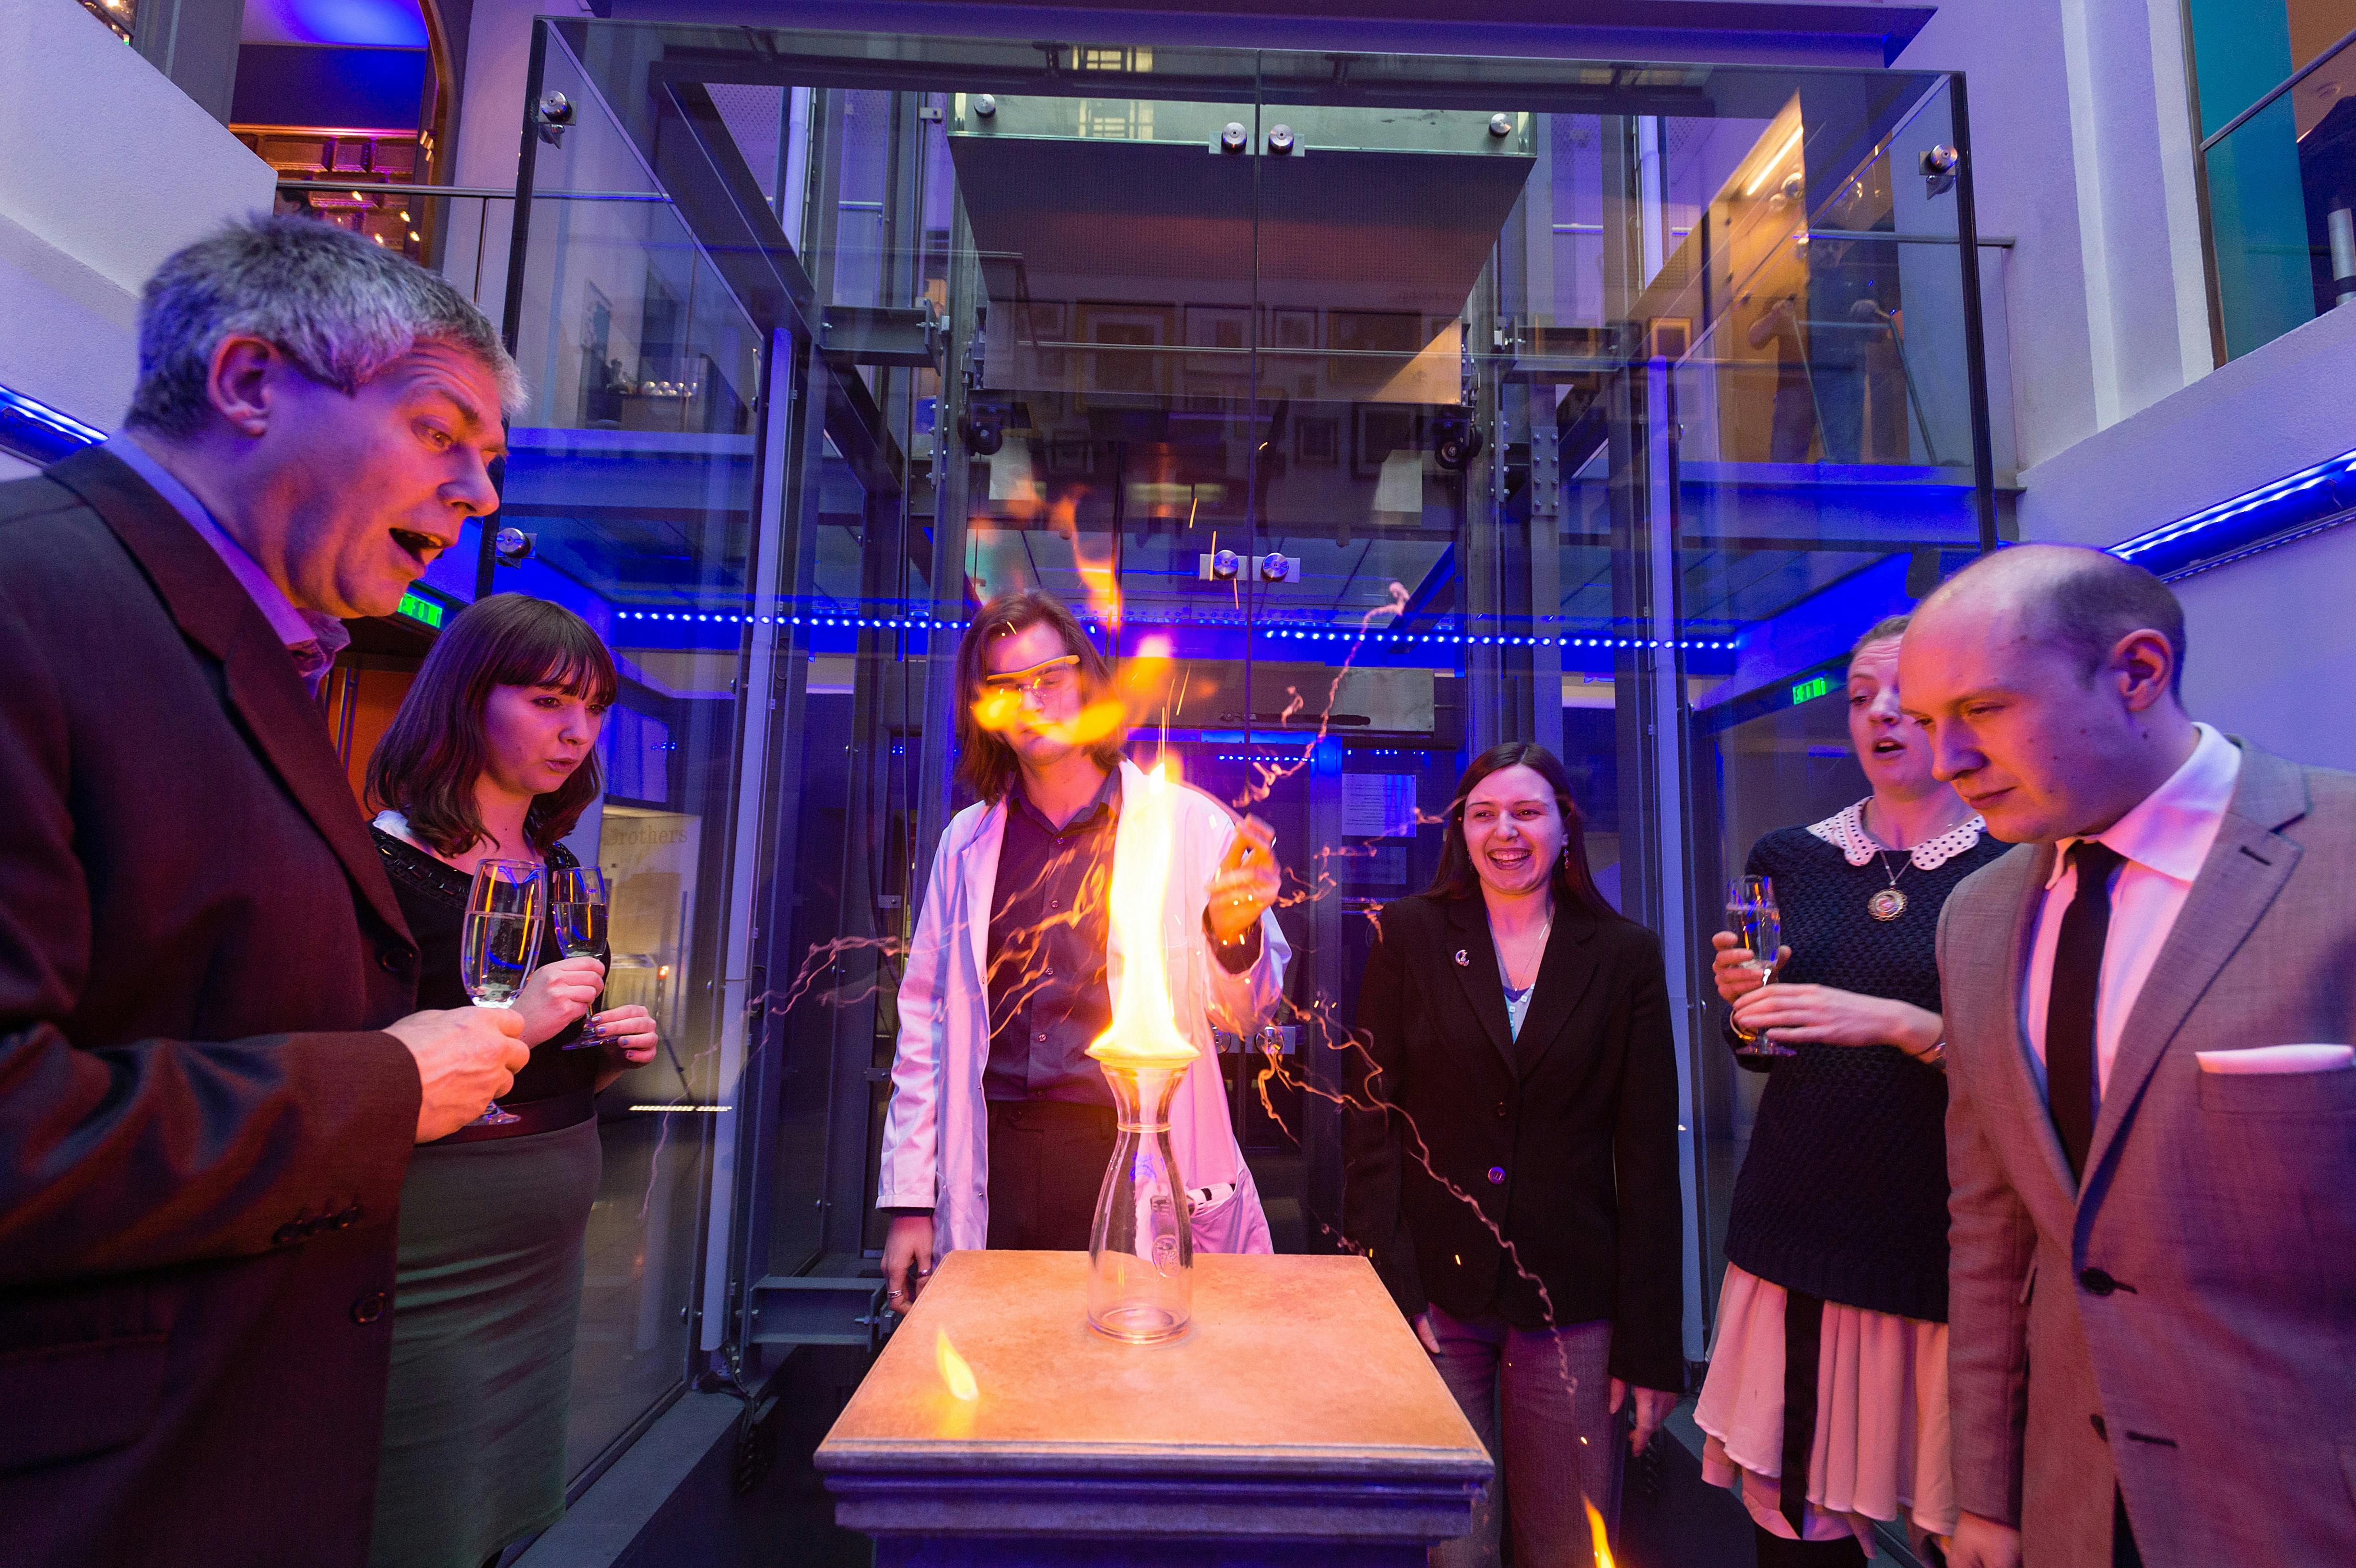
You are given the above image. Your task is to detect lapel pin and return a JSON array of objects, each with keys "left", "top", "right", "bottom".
[{"left": 1454, "top": 948, "right": 1469, "bottom": 967}]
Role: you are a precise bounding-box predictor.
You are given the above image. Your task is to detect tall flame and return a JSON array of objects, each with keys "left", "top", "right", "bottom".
[
  {"left": 1585, "top": 1500, "right": 1614, "bottom": 1568},
  {"left": 936, "top": 1330, "right": 979, "bottom": 1402},
  {"left": 1085, "top": 760, "right": 1198, "bottom": 1067}
]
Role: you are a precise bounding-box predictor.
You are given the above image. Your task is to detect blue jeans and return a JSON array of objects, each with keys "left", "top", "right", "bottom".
[{"left": 1426, "top": 1304, "right": 1621, "bottom": 1568}]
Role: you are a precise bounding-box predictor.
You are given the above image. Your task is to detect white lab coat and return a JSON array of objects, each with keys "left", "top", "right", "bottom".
[{"left": 877, "top": 757, "right": 1289, "bottom": 1256}]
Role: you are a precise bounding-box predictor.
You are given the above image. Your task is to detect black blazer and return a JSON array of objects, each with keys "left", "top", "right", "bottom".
[
  {"left": 0, "top": 449, "right": 424, "bottom": 1567},
  {"left": 1342, "top": 892, "right": 1686, "bottom": 1392}
]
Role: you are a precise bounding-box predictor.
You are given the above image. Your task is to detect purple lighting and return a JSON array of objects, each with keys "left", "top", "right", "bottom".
[{"left": 239, "top": 0, "right": 426, "bottom": 49}]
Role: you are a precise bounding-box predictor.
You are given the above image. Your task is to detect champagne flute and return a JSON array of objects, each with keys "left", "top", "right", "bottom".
[
  {"left": 551, "top": 863, "right": 611, "bottom": 1051},
  {"left": 1726, "top": 875, "right": 1795, "bottom": 1059},
  {"left": 460, "top": 859, "right": 546, "bottom": 1125}
]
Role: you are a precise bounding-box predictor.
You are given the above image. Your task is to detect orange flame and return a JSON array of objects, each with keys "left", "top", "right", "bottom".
[
  {"left": 1085, "top": 759, "right": 1199, "bottom": 1068},
  {"left": 1072, "top": 520, "right": 1120, "bottom": 631},
  {"left": 968, "top": 636, "right": 1178, "bottom": 753},
  {"left": 935, "top": 1330, "right": 979, "bottom": 1402},
  {"left": 1586, "top": 1500, "right": 1614, "bottom": 1568}
]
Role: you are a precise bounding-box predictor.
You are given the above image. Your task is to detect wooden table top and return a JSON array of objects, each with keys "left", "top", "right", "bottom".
[{"left": 815, "top": 1251, "right": 1490, "bottom": 1483}]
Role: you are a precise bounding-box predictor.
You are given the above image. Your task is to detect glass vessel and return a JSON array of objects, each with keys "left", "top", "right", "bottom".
[
  {"left": 460, "top": 858, "right": 546, "bottom": 1126},
  {"left": 1087, "top": 1060, "right": 1195, "bottom": 1343}
]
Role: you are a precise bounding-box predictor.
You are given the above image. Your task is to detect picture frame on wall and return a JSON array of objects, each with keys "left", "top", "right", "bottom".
[
  {"left": 1294, "top": 414, "right": 1340, "bottom": 468},
  {"left": 1268, "top": 307, "right": 1319, "bottom": 353},
  {"left": 1183, "top": 304, "right": 1252, "bottom": 369},
  {"left": 1353, "top": 404, "right": 1419, "bottom": 480},
  {"left": 1022, "top": 300, "right": 1070, "bottom": 379},
  {"left": 1077, "top": 302, "right": 1175, "bottom": 397}
]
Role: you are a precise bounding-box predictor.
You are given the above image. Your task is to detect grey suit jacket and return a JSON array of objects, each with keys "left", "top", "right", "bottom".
[{"left": 1938, "top": 742, "right": 2356, "bottom": 1568}]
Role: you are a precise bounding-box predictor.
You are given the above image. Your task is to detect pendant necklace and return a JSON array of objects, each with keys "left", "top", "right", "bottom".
[
  {"left": 1868, "top": 852, "right": 1910, "bottom": 921},
  {"left": 1499, "top": 916, "right": 1553, "bottom": 1001},
  {"left": 1861, "top": 802, "right": 1972, "bottom": 920}
]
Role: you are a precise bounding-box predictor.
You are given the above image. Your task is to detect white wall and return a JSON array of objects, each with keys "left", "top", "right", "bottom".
[
  {"left": 1896, "top": 0, "right": 2210, "bottom": 470},
  {"left": 450, "top": 0, "right": 596, "bottom": 191},
  {"left": 1897, "top": 0, "right": 2356, "bottom": 774},
  {"left": 0, "top": 0, "right": 276, "bottom": 477},
  {"left": 2013, "top": 295, "right": 2356, "bottom": 772}
]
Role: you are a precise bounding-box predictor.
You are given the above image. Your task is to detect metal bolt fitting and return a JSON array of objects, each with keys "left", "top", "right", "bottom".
[
  {"left": 1266, "top": 123, "right": 1295, "bottom": 153},
  {"left": 1488, "top": 113, "right": 1514, "bottom": 138},
  {"left": 973, "top": 94, "right": 997, "bottom": 118},
  {"left": 1221, "top": 121, "right": 1248, "bottom": 152}
]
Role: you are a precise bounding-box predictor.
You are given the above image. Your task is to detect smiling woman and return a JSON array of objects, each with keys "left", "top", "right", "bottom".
[{"left": 1344, "top": 741, "right": 1683, "bottom": 1568}]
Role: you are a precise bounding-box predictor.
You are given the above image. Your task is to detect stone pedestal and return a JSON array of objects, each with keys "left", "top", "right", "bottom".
[{"left": 815, "top": 1251, "right": 1490, "bottom": 1566}]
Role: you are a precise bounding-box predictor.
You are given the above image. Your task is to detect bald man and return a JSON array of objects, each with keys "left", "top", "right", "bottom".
[{"left": 1900, "top": 544, "right": 2356, "bottom": 1568}]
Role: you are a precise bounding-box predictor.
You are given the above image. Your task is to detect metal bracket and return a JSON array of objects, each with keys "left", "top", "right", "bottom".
[
  {"left": 820, "top": 302, "right": 945, "bottom": 371},
  {"left": 745, "top": 1272, "right": 891, "bottom": 1352}
]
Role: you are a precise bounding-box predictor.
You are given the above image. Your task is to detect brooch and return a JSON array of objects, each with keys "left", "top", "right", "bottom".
[{"left": 1454, "top": 949, "right": 1469, "bottom": 967}]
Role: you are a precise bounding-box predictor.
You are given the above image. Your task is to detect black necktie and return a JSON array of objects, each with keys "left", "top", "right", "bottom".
[{"left": 2047, "top": 840, "right": 2124, "bottom": 1181}]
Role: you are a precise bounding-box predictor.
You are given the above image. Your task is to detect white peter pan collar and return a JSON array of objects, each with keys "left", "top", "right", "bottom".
[{"left": 1807, "top": 800, "right": 1986, "bottom": 870}]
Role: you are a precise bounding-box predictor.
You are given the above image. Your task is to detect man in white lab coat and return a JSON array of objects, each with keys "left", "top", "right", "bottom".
[{"left": 878, "top": 590, "right": 1290, "bottom": 1308}]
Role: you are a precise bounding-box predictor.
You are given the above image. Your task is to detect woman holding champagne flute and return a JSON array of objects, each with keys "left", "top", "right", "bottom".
[
  {"left": 362, "top": 594, "right": 659, "bottom": 1568},
  {"left": 1694, "top": 615, "right": 2004, "bottom": 1566}
]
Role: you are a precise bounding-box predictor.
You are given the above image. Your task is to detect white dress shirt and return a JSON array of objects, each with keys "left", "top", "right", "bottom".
[
  {"left": 2020, "top": 722, "right": 2242, "bottom": 1100},
  {"left": 105, "top": 433, "right": 352, "bottom": 686}
]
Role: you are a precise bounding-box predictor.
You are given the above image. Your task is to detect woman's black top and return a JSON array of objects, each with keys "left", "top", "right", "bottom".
[
  {"left": 370, "top": 827, "right": 599, "bottom": 1105},
  {"left": 1342, "top": 893, "right": 1686, "bottom": 1393},
  {"left": 1721, "top": 806, "right": 2009, "bottom": 1323}
]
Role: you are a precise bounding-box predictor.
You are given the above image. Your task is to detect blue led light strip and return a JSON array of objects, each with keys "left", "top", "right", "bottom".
[
  {"left": 0, "top": 384, "right": 107, "bottom": 467},
  {"left": 608, "top": 609, "right": 1737, "bottom": 651},
  {"left": 2110, "top": 446, "right": 2356, "bottom": 580}
]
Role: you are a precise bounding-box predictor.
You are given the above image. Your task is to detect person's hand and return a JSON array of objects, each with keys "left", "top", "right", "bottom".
[
  {"left": 513, "top": 956, "right": 604, "bottom": 1046},
  {"left": 590, "top": 1004, "right": 660, "bottom": 1068},
  {"left": 1610, "top": 1379, "right": 1678, "bottom": 1455},
  {"left": 1206, "top": 815, "right": 1280, "bottom": 943},
  {"left": 1711, "top": 930, "right": 1791, "bottom": 1005},
  {"left": 1731, "top": 982, "right": 1943, "bottom": 1055},
  {"left": 388, "top": 1005, "right": 530, "bottom": 1142},
  {"left": 589, "top": 1004, "right": 660, "bottom": 1093},
  {"left": 1413, "top": 1310, "right": 1443, "bottom": 1355},
  {"left": 883, "top": 1214, "right": 936, "bottom": 1312},
  {"left": 1947, "top": 1512, "right": 2023, "bottom": 1568}
]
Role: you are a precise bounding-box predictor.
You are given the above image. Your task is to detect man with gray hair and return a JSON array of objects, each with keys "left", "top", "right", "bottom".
[
  {"left": 0, "top": 215, "right": 534, "bottom": 1565},
  {"left": 1902, "top": 543, "right": 2356, "bottom": 1568}
]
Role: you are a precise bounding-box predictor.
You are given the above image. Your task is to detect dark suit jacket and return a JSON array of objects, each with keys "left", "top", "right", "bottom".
[
  {"left": 0, "top": 448, "right": 424, "bottom": 1567},
  {"left": 1342, "top": 892, "right": 1685, "bottom": 1391}
]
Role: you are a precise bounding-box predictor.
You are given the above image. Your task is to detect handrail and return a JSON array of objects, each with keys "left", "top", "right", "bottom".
[
  {"left": 272, "top": 179, "right": 672, "bottom": 203},
  {"left": 2198, "top": 24, "right": 2356, "bottom": 153}
]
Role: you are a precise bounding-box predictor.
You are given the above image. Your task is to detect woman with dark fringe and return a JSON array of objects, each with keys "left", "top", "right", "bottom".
[{"left": 362, "top": 594, "right": 659, "bottom": 1568}]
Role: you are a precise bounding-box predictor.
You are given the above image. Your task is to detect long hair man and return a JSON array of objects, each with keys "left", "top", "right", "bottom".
[{"left": 876, "top": 590, "right": 1290, "bottom": 1307}]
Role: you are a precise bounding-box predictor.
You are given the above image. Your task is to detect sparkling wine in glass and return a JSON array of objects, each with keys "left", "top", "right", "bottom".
[
  {"left": 551, "top": 864, "right": 610, "bottom": 1050},
  {"left": 1726, "top": 875, "right": 1795, "bottom": 1059},
  {"left": 461, "top": 859, "right": 545, "bottom": 1124}
]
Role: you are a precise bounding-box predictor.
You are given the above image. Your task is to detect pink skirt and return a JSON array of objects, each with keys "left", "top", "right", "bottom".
[{"left": 1693, "top": 1263, "right": 1956, "bottom": 1548}]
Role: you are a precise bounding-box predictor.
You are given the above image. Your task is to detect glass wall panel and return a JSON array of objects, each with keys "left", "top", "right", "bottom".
[
  {"left": 2200, "top": 32, "right": 2356, "bottom": 360},
  {"left": 504, "top": 30, "right": 750, "bottom": 1471},
  {"left": 514, "top": 19, "right": 1992, "bottom": 1397}
]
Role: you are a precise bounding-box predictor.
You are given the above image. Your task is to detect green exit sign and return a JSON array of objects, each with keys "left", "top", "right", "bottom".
[
  {"left": 1790, "top": 674, "right": 1831, "bottom": 706},
  {"left": 397, "top": 591, "right": 447, "bottom": 630}
]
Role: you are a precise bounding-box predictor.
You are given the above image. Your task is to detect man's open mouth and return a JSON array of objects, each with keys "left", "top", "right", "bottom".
[{"left": 390, "top": 528, "right": 445, "bottom": 566}]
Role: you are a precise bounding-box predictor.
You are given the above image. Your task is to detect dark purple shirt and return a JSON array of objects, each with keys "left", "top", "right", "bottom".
[
  {"left": 985, "top": 769, "right": 1122, "bottom": 1105},
  {"left": 982, "top": 768, "right": 1265, "bottom": 1106}
]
